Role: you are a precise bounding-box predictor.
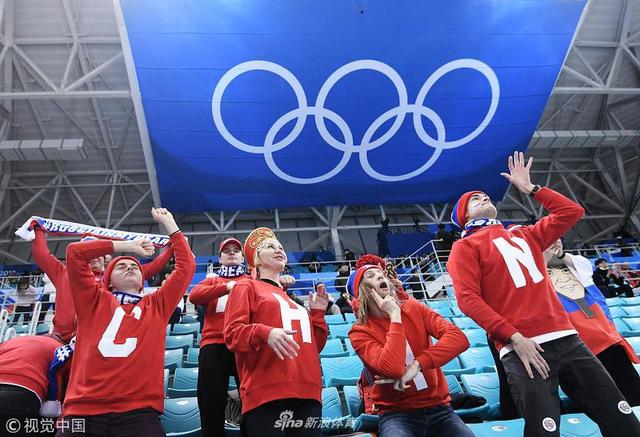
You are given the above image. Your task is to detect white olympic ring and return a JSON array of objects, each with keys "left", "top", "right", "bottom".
[{"left": 211, "top": 59, "right": 500, "bottom": 184}]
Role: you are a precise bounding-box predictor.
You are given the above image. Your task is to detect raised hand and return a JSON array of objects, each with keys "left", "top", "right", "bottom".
[
  {"left": 500, "top": 151, "right": 535, "bottom": 195},
  {"left": 113, "top": 239, "right": 155, "bottom": 257},
  {"left": 267, "top": 328, "right": 300, "bottom": 360},
  {"left": 151, "top": 207, "right": 179, "bottom": 234},
  {"left": 370, "top": 291, "right": 401, "bottom": 322},
  {"left": 309, "top": 283, "right": 329, "bottom": 311}
]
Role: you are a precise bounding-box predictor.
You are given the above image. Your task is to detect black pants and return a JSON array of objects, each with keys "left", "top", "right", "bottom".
[
  {"left": 501, "top": 335, "right": 640, "bottom": 437},
  {"left": 197, "top": 343, "right": 239, "bottom": 437},
  {"left": 0, "top": 384, "right": 47, "bottom": 437},
  {"left": 12, "top": 305, "right": 33, "bottom": 325},
  {"left": 244, "top": 398, "right": 322, "bottom": 437},
  {"left": 54, "top": 408, "right": 165, "bottom": 437},
  {"left": 39, "top": 295, "right": 54, "bottom": 324},
  {"left": 168, "top": 307, "right": 182, "bottom": 331},
  {"left": 597, "top": 344, "right": 640, "bottom": 406},
  {"left": 487, "top": 335, "right": 520, "bottom": 420}
]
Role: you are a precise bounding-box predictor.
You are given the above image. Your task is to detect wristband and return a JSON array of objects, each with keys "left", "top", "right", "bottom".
[{"left": 528, "top": 185, "right": 542, "bottom": 197}]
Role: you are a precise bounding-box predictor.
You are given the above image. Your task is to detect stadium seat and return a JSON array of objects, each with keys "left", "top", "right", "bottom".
[
  {"left": 427, "top": 300, "right": 451, "bottom": 310},
  {"left": 344, "top": 313, "right": 356, "bottom": 323},
  {"left": 160, "top": 397, "right": 201, "bottom": 437},
  {"left": 468, "top": 419, "right": 525, "bottom": 436},
  {"left": 13, "top": 324, "right": 29, "bottom": 334},
  {"left": 321, "top": 387, "right": 350, "bottom": 430},
  {"left": 181, "top": 315, "right": 198, "bottom": 324},
  {"left": 559, "top": 413, "right": 600, "bottom": 437},
  {"left": 184, "top": 347, "right": 199, "bottom": 368},
  {"left": 624, "top": 305, "right": 640, "bottom": 317},
  {"left": 626, "top": 336, "right": 640, "bottom": 356},
  {"left": 453, "top": 317, "right": 481, "bottom": 330},
  {"left": 607, "top": 296, "right": 624, "bottom": 307},
  {"left": 321, "top": 356, "right": 363, "bottom": 387},
  {"left": 329, "top": 323, "right": 352, "bottom": 339},
  {"left": 463, "top": 329, "right": 489, "bottom": 347},
  {"left": 342, "top": 385, "right": 361, "bottom": 418},
  {"left": 610, "top": 306, "right": 628, "bottom": 318},
  {"left": 320, "top": 338, "right": 348, "bottom": 358},
  {"left": 634, "top": 363, "right": 640, "bottom": 377},
  {"left": 168, "top": 368, "right": 199, "bottom": 398},
  {"left": 165, "top": 334, "right": 194, "bottom": 353},
  {"left": 229, "top": 377, "right": 237, "bottom": 390},
  {"left": 441, "top": 357, "right": 468, "bottom": 377},
  {"left": 325, "top": 314, "right": 346, "bottom": 325},
  {"left": 459, "top": 347, "right": 495, "bottom": 373},
  {"left": 433, "top": 307, "right": 453, "bottom": 318},
  {"left": 164, "top": 368, "right": 169, "bottom": 396},
  {"left": 445, "top": 375, "right": 490, "bottom": 419},
  {"left": 461, "top": 373, "right": 501, "bottom": 419},
  {"left": 36, "top": 323, "right": 51, "bottom": 335},
  {"left": 164, "top": 349, "right": 183, "bottom": 373},
  {"left": 344, "top": 338, "right": 356, "bottom": 355},
  {"left": 614, "top": 318, "right": 629, "bottom": 332},
  {"left": 450, "top": 307, "right": 464, "bottom": 318},
  {"left": 172, "top": 323, "right": 200, "bottom": 336},
  {"left": 195, "top": 333, "right": 201, "bottom": 347},
  {"left": 620, "top": 296, "right": 640, "bottom": 306},
  {"left": 622, "top": 317, "right": 640, "bottom": 336}
]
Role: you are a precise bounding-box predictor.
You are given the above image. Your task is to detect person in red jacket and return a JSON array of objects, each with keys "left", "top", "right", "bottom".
[
  {"left": 189, "top": 237, "right": 249, "bottom": 437},
  {"left": 348, "top": 265, "right": 472, "bottom": 436},
  {"left": 447, "top": 152, "right": 640, "bottom": 436},
  {"left": 224, "top": 227, "right": 329, "bottom": 437},
  {"left": 56, "top": 208, "right": 195, "bottom": 437},
  {"left": 31, "top": 226, "right": 174, "bottom": 340}
]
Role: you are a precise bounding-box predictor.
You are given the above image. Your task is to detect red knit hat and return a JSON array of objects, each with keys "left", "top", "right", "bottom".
[
  {"left": 356, "top": 254, "right": 386, "bottom": 271},
  {"left": 451, "top": 191, "right": 484, "bottom": 229},
  {"left": 103, "top": 256, "right": 144, "bottom": 291},
  {"left": 352, "top": 264, "right": 383, "bottom": 298}
]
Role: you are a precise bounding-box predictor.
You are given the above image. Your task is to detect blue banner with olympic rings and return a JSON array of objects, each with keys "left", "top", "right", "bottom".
[{"left": 120, "top": 0, "right": 586, "bottom": 212}]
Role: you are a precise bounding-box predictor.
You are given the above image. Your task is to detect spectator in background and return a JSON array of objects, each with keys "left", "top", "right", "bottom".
[
  {"left": 315, "top": 282, "right": 340, "bottom": 315},
  {"left": 344, "top": 248, "right": 356, "bottom": 269},
  {"left": 435, "top": 224, "right": 455, "bottom": 255},
  {"left": 307, "top": 254, "right": 321, "bottom": 273},
  {"left": 334, "top": 263, "right": 350, "bottom": 294},
  {"left": 619, "top": 263, "right": 640, "bottom": 289},
  {"left": 407, "top": 270, "right": 426, "bottom": 300},
  {"left": 377, "top": 226, "right": 390, "bottom": 258},
  {"left": 38, "top": 273, "right": 56, "bottom": 324},
  {"left": 616, "top": 235, "right": 633, "bottom": 257},
  {"left": 335, "top": 290, "right": 354, "bottom": 314},
  {"left": 12, "top": 277, "right": 37, "bottom": 325},
  {"left": 593, "top": 258, "right": 635, "bottom": 298}
]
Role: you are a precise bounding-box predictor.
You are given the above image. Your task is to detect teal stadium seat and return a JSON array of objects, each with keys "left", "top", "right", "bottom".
[
  {"left": 344, "top": 338, "right": 356, "bottom": 356},
  {"left": 321, "top": 356, "right": 363, "bottom": 387},
  {"left": 325, "top": 314, "right": 347, "bottom": 325},
  {"left": 164, "top": 368, "right": 169, "bottom": 396},
  {"left": 441, "top": 357, "right": 468, "bottom": 377},
  {"left": 321, "top": 387, "right": 350, "bottom": 430},
  {"left": 160, "top": 397, "right": 201, "bottom": 437},
  {"left": 445, "top": 375, "right": 490, "bottom": 419},
  {"left": 453, "top": 317, "right": 481, "bottom": 330},
  {"left": 342, "top": 385, "right": 378, "bottom": 433},
  {"left": 181, "top": 315, "right": 198, "bottom": 324},
  {"left": 459, "top": 347, "right": 495, "bottom": 373},
  {"left": 463, "top": 329, "right": 489, "bottom": 347},
  {"left": 426, "top": 300, "right": 452, "bottom": 310},
  {"left": 559, "top": 413, "right": 600, "bottom": 437},
  {"left": 468, "top": 419, "right": 525, "bottom": 437},
  {"left": 165, "top": 334, "right": 194, "bottom": 353},
  {"left": 623, "top": 317, "right": 640, "bottom": 333},
  {"left": 172, "top": 323, "right": 200, "bottom": 336},
  {"left": 620, "top": 296, "right": 640, "bottom": 306},
  {"left": 168, "top": 368, "right": 199, "bottom": 398},
  {"left": 433, "top": 307, "right": 453, "bottom": 318},
  {"left": 614, "top": 318, "right": 630, "bottom": 333},
  {"left": 228, "top": 377, "right": 238, "bottom": 390},
  {"left": 610, "top": 306, "right": 628, "bottom": 318},
  {"left": 320, "top": 338, "right": 348, "bottom": 358},
  {"left": 329, "top": 323, "right": 352, "bottom": 339},
  {"left": 450, "top": 307, "right": 464, "bottom": 317},
  {"left": 36, "top": 323, "right": 51, "bottom": 335},
  {"left": 461, "top": 373, "right": 501, "bottom": 419},
  {"left": 607, "top": 297, "right": 624, "bottom": 307},
  {"left": 626, "top": 336, "right": 640, "bottom": 356},
  {"left": 13, "top": 324, "right": 29, "bottom": 334},
  {"left": 164, "top": 349, "right": 183, "bottom": 373},
  {"left": 624, "top": 305, "right": 640, "bottom": 317},
  {"left": 344, "top": 313, "right": 356, "bottom": 323},
  {"left": 195, "top": 333, "right": 201, "bottom": 347},
  {"left": 184, "top": 347, "right": 199, "bottom": 368}
]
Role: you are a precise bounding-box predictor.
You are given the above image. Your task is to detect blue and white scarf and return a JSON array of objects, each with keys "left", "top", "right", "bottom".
[
  {"left": 218, "top": 264, "right": 246, "bottom": 278},
  {"left": 462, "top": 218, "right": 503, "bottom": 238},
  {"left": 40, "top": 338, "right": 75, "bottom": 417},
  {"left": 112, "top": 291, "right": 143, "bottom": 305},
  {"left": 15, "top": 216, "right": 170, "bottom": 247}
]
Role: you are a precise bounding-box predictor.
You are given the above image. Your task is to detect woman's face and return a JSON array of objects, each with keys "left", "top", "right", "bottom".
[
  {"left": 257, "top": 238, "right": 287, "bottom": 271},
  {"left": 362, "top": 268, "right": 391, "bottom": 298}
]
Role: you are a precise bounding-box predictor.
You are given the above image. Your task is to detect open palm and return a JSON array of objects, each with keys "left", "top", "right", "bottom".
[{"left": 500, "top": 151, "right": 535, "bottom": 194}]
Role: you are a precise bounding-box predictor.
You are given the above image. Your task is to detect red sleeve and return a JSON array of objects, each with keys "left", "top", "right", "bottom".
[
  {"left": 66, "top": 240, "right": 115, "bottom": 318},
  {"left": 188, "top": 277, "right": 229, "bottom": 305},
  {"left": 32, "top": 229, "right": 65, "bottom": 283},
  {"left": 524, "top": 187, "right": 585, "bottom": 250},
  {"left": 447, "top": 241, "right": 518, "bottom": 344},
  {"left": 415, "top": 305, "right": 469, "bottom": 370},
  {"left": 141, "top": 245, "right": 174, "bottom": 279},
  {"left": 149, "top": 232, "right": 196, "bottom": 319},
  {"left": 223, "top": 282, "right": 273, "bottom": 352},
  {"left": 309, "top": 309, "right": 328, "bottom": 352},
  {"left": 348, "top": 322, "right": 407, "bottom": 380}
]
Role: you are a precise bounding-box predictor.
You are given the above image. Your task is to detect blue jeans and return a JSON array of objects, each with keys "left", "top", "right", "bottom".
[{"left": 378, "top": 405, "right": 473, "bottom": 437}]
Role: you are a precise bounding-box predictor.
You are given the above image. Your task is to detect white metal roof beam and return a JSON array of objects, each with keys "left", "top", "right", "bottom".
[{"left": 0, "top": 90, "right": 130, "bottom": 99}]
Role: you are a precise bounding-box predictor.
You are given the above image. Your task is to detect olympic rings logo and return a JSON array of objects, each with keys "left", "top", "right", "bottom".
[{"left": 212, "top": 59, "right": 499, "bottom": 184}]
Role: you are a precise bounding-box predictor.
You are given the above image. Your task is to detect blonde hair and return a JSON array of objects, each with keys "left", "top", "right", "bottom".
[
  {"left": 355, "top": 280, "right": 401, "bottom": 325},
  {"left": 254, "top": 238, "right": 284, "bottom": 277}
]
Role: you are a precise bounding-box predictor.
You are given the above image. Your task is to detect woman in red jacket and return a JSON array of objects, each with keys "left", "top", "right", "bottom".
[
  {"left": 348, "top": 265, "right": 473, "bottom": 437},
  {"left": 224, "top": 227, "right": 328, "bottom": 437}
]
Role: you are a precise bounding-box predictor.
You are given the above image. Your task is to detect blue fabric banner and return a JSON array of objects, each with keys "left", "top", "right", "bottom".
[{"left": 120, "top": 0, "right": 586, "bottom": 212}]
